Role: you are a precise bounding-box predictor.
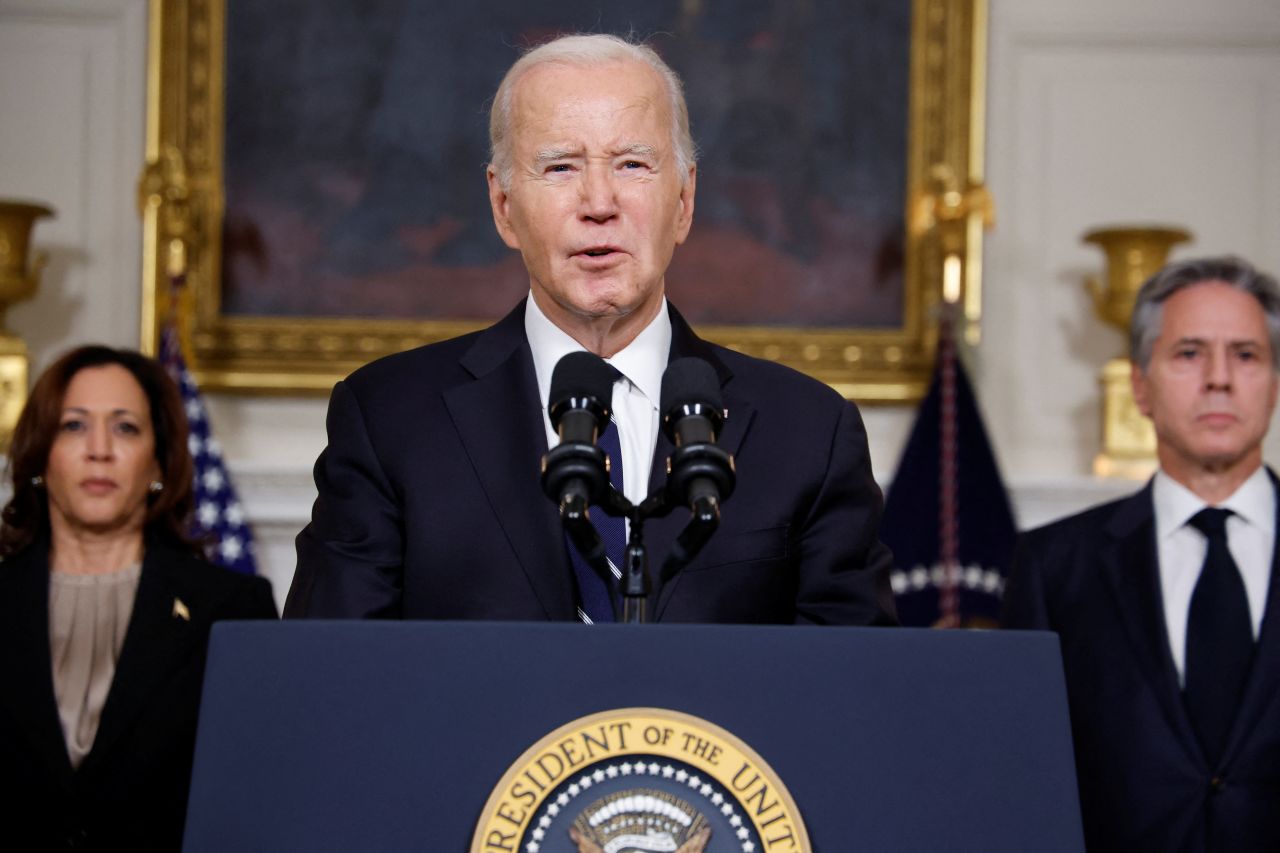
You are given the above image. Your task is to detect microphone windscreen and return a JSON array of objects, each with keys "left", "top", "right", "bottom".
[
  {"left": 549, "top": 351, "right": 617, "bottom": 413},
  {"left": 660, "top": 357, "right": 723, "bottom": 415}
]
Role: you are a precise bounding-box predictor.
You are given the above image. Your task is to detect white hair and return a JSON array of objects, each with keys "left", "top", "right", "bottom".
[{"left": 488, "top": 33, "right": 697, "bottom": 191}]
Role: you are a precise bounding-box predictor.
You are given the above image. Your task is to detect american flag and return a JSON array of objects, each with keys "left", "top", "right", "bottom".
[{"left": 159, "top": 326, "right": 259, "bottom": 574}]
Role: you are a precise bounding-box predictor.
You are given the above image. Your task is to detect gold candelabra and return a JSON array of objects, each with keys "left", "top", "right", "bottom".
[
  {"left": 0, "top": 199, "right": 55, "bottom": 448},
  {"left": 909, "top": 163, "right": 995, "bottom": 345},
  {"left": 1083, "top": 225, "right": 1191, "bottom": 478}
]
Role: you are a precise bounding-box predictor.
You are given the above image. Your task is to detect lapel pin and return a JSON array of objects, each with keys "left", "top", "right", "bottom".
[{"left": 172, "top": 598, "right": 190, "bottom": 621}]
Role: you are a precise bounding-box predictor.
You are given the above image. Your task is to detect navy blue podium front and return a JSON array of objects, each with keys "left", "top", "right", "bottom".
[{"left": 183, "top": 622, "right": 1083, "bottom": 852}]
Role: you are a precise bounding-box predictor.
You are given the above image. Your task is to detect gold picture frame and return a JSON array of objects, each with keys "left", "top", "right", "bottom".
[{"left": 140, "top": 0, "right": 989, "bottom": 401}]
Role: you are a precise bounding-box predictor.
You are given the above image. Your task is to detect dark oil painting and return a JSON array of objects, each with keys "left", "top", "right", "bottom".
[{"left": 222, "top": 0, "right": 909, "bottom": 328}]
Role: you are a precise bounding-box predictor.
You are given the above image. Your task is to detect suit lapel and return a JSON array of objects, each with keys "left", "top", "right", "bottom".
[
  {"left": 649, "top": 307, "right": 755, "bottom": 620},
  {"left": 80, "top": 543, "right": 199, "bottom": 772},
  {"left": 1219, "top": 469, "right": 1280, "bottom": 766},
  {"left": 1099, "top": 484, "right": 1203, "bottom": 759},
  {"left": 444, "top": 303, "right": 576, "bottom": 620},
  {"left": 0, "top": 542, "right": 74, "bottom": 783}
]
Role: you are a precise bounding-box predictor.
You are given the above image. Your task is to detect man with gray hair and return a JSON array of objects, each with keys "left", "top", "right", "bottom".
[
  {"left": 1004, "top": 256, "right": 1280, "bottom": 852},
  {"left": 286, "top": 33, "right": 895, "bottom": 625}
]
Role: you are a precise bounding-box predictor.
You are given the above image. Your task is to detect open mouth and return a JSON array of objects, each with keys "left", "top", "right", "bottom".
[{"left": 578, "top": 245, "right": 621, "bottom": 258}]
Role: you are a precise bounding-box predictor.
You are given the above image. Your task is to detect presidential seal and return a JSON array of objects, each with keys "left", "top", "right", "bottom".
[{"left": 472, "top": 708, "right": 809, "bottom": 853}]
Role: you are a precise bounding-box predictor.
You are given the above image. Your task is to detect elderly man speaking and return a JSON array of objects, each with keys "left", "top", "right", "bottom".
[{"left": 285, "top": 34, "right": 894, "bottom": 626}]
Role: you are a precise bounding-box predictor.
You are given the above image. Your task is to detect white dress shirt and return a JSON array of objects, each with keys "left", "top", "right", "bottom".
[
  {"left": 1153, "top": 466, "right": 1275, "bottom": 684},
  {"left": 524, "top": 293, "right": 671, "bottom": 514}
]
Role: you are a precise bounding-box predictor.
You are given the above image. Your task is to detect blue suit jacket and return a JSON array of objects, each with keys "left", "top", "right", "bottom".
[
  {"left": 1003, "top": 478, "right": 1280, "bottom": 853},
  {"left": 286, "top": 301, "right": 895, "bottom": 624}
]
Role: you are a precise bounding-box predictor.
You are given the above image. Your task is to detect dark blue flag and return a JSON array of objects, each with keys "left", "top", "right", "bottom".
[
  {"left": 880, "top": 320, "right": 1016, "bottom": 627},
  {"left": 160, "top": 326, "right": 259, "bottom": 575}
]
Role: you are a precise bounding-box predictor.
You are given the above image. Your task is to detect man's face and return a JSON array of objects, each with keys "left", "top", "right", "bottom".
[
  {"left": 1132, "top": 280, "right": 1279, "bottom": 479},
  {"left": 487, "top": 59, "right": 695, "bottom": 334}
]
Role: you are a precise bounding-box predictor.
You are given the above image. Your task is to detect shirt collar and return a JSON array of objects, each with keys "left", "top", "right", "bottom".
[
  {"left": 1153, "top": 465, "right": 1275, "bottom": 539},
  {"left": 524, "top": 293, "right": 672, "bottom": 409},
  {"left": 602, "top": 303, "right": 670, "bottom": 409},
  {"left": 1223, "top": 466, "right": 1276, "bottom": 533}
]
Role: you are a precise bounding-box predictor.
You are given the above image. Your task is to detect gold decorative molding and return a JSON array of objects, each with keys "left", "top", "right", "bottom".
[{"left": 142, "top": 0, "right": 989, "bottom": 400}]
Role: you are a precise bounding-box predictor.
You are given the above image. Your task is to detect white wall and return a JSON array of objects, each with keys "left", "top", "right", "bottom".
[
  {"left": 0, "top": 0, "right": 145, "bottom": 358},
  {"left": 981, "top": 0, "right": 1280, "bottom": 481},
  {"left": 2, "top": 0, "right": 1278, "bottom": 607}
]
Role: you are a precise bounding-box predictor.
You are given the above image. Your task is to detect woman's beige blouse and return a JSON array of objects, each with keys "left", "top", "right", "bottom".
[{"left": 48, "top": 564, "right": 141, "bottom": 768}]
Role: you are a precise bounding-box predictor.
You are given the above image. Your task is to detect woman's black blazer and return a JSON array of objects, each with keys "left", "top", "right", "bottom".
[{"left": 0, "top": 535, "right": 277, "bottom": 851}]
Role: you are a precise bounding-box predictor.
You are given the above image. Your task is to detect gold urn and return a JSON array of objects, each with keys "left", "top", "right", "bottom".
[
  {"left": 0, "top": 199, "right": 55, "bottom": 447},
  {"left": 1082, "top": 225, "right": 1191, "bottom": 478}
]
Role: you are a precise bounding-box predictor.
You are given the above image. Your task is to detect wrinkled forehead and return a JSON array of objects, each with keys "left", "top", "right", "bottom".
[
  {"left": 1162, "top": 281, "right": 1270, "bottom": 335},
  {"left": 508, "top": 59, "right": 671, "bottom": 141}
]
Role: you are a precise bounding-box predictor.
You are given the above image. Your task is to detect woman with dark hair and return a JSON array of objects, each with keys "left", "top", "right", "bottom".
[{"left": 0, "top": 345, "right": 277, "bottom": 851}]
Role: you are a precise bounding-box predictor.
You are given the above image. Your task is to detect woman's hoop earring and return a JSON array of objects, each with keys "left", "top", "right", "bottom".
[
  {"left": 30, "top": 475, "right": 43, "bottom": 487},
  {"left": 148, "top": 481, "right": 164, "bottom": 494}
]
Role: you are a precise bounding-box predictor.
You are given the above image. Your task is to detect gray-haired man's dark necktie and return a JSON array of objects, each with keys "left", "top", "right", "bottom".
[{"left": 1183, "top": 507, "right": 1255, "bottom": 764}]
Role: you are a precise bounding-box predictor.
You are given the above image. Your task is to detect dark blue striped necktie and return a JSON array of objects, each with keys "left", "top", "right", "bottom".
[
  {"left": 567, "top": 384, "right": 626, "bottom": 623},
  {"left": 1184, "top": 507, "right": 1254, "bottom": 763}
]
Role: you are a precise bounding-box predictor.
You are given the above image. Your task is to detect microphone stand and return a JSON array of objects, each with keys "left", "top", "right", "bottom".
[
  {"left": 545, "top": 355, "right": 737, "bottom": 625},
  {"left": 546, "top": 404, "right": 732, "bottom": 624},
  {"left": 620, "top": 508, "right": 649, "bottom": 624},
  {"left": 543, "top": 438, "right": 666, "bottom": 624},
  {"left": 591, "top": 486, "right": 648, "bottom": 624},
  {"left": 597, "top": 487, "right": 723, "bottom": 625}
]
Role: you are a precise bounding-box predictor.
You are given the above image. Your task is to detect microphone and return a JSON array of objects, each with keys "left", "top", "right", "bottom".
[
  {"left": 542, "top": 351, "right": 617, "bottom": 514},
  {"left": 660, "top": 358, "right": 736, "bottom": 517}
]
